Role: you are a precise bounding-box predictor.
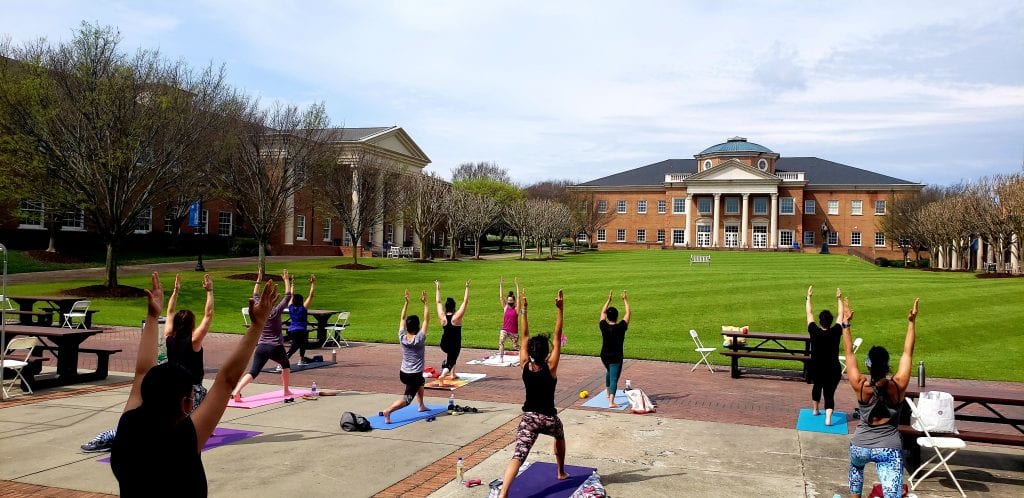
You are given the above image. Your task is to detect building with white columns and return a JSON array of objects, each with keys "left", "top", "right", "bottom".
[{"left": 571, "top": 137, "right": 923, "bottom": 258}]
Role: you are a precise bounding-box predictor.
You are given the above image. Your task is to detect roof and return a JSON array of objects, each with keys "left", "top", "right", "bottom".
[
  {"left": 313, "top": 127, "right": 396, "bottom": 142},
  {"left": 577, "top": 157, "right": 918, "bottom": 187},
  {"left": 698, "top": 137, "right": 774, "bottom": 155}
]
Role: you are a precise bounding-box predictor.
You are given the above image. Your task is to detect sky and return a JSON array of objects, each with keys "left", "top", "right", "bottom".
[{"left": 3, "top": 1, "right": 1023, "bottom": 186}]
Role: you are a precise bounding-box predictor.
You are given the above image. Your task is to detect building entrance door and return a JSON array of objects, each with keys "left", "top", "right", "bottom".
[
  {"left": 753, "top": 225, "right": 767, "bottom": 248},
  {"left": 724, "top": 225, "right": 739, "bottom": 248},
  {"left": 697, "top": 224, "right": 712, "bottom": 247}
]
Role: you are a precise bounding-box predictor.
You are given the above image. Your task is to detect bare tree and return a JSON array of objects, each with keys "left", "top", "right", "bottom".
[
  {"left": 451, "top": 161, "right": 510, "bottom": 183},
  {"left": 461, "top": 191, "right": 500, "bottom": 259},
  {"left": 0, "top": 23, "right": 235, "bottom": 287},
  {"left": 524, "top": 179, "right": 574, "bottom": 201},
  {"left": 996, "top": 174, "right": 1024, "bottom": 272},
  {"left": 504, "top": 199, "right": 533, "bottom": 260},
  {"left": 401, "top": 172, "right": 450, "bottom": 260},
  {"left": 567, "top": 191, "right": 613, "bottom": 249},
  {"left": 440, "top": 187, "right": 471, "bottom": 260},
  {"left": 217, "top": 99, "right": 333, "bottom": 273}
]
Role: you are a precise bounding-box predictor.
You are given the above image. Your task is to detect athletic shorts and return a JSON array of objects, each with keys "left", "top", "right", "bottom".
[
  {"left": 248, "top": 343, "right": 290, "bottom": 378},
  {"left": 399, "top": 370, "right": 425, "bottom": 398},
  {"left": 513, "top": 411, "right": 565, "bottom": 461}
]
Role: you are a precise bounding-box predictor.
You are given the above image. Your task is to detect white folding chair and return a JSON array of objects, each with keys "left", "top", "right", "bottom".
[
  {"left": 839, "top": 337, "right": 863, "bottom": 374},
  {"left": 62, "top": 300, "right": 91, "bottom": 329},
  {"left": 2, "top": 336, "right": 39, "bottom": 398},
  {"left": 323, "top": 312, "right": 350, "bottom": 348},
  {"left": 905, "top": 397, "right": 967, "bottom": 497},
  {"left": 0, "top": 295, "right": 15, "bottom": 324},
  {"left": 241, "top": 307, "right": 251, "bottom": 327},
  {"left": 689, "top": 329, "right": 717, "bottom": 373}
]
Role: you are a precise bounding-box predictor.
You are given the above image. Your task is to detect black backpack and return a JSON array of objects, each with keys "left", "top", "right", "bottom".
[{"left": 340, "top": 411, "right": 372, "bottom": 432}]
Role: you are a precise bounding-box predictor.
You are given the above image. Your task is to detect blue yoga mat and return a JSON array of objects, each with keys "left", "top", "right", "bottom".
[
  {"left": 580, "top": 389, "right": 629, "bottom": 410},
  {"left": 369, "top": 404, "right": 446, "bottom": 430},
  {"left": 795, "top": 408, "right": 848, "bottom": 434},
  {"left": 507, "top": 462, "right": 596, "bottom": 498}
]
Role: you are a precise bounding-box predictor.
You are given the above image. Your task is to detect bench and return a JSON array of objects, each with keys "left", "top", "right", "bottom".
[
  {"left": 720, "top": 350, "right": 811, "bottom": 379},
  {"left": 79, "top": 346, "right": 122, "bottom": 379},
  {"left": 690, "top": 254, "right": 711, "bottom": 265},
  {"left": 44, "top": 308, "right": 100, "bottom": 328},
  {"left": 4, "top": 310, "right": 54, "bottom": 326}
]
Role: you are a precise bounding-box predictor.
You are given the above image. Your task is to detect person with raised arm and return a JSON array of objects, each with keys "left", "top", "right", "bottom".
[
  {"left": 843, "top": 297, "right": 920, "bottom": 498},
  {"left": 285, "top": 274, "right": 316, "bottom": 365},
  {"left": 110, "top": 273, "right": 280, "bottom": 496},
  {"left": 231, "top": 268, "right": 294, "bottom": 402},
  {"left": 380, "top": 289, "right": 431, "bottom": 424},
  {"left": 805, "top": 285, "right": 844, "bottom": 426},
  {"left": 497, "top": 276, "right": 521, "bottom": 361},
  {"left": 435, "top": 279, "right": 470, "bottom": 386},
  {"left": 599, "top": 289, "right": 632, "bottom": 408},
  {"left": 498, "top": 288, "right": 568, "bottom": 498}
]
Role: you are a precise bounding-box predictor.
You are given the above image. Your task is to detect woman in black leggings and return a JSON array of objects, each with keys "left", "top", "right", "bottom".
[
  {"left": 805, "top": 285, "right": 843, "bottom": 426},
  {"left": 435, "top": 279, "right": 469, "bottom": 386}
]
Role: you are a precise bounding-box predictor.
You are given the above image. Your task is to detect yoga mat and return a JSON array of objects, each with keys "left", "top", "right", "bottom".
[
  {"left": 580, "top": 389, "right": 629, "bottom": 410},
  {"left": 98, "top": 427, "right": 262, "bottom": 463},
  {"left": 228, "top": 389, "right": 312, "bottom": 409},
  {"left": 467, "top": 354, "right": 521, "bottom": 367},
  {"left": 368, "top": 404, "right": 446, "bottom": 430},
  {"left": 795, "top": 408, "right": 848, "bottom": 435},
  {"left": 261, "top": 360, "right": 336, "bottom": 374},
  {"left": 506, "top": 462, "right": 596, "bottom": 498},
  {"left": 425, "top": 372, "right": 487, "bottom": 390}
]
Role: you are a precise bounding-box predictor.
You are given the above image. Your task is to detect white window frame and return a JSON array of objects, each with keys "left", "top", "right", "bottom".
[
  {"left": 757, "top": 158, "right": 768, "bottom": 171},
  {"left": 753, "top": 197, "right": 768, "bottom": 215},
  {"left": 752, "top": 225, "right": 768, "bottom": 248},
  {"left": 803, "top": 230, "right": 815, "bottom": 247},
  {"left": 133, "top": 207, "right": 153, "bottom": 234},
  {"left": 850, "top": 231, "right": 862, "bottom": 246},
  {"left": 696, "top": 224, "right": 712, "bottom": 247},
  {"left": 636, "top": 228, "right": 646, "bottom": 243},
  {"left": 61, "top": 209, "right": 85, "bottom": 231},
  {"left": 851, "top": 200, "right": 863, "bottom": 216},
  {"left": 672, "top": 197, "right": 686, "bottom": 214},
  {"left": 617, "top": 200, "right": 627, "bottom": 214},
  {"left": 616, "top": 228, "right": 626, "bottom": 242},
  {"left": 779, "top": 197, "right": 795, "bottom": 215},
  {"left": 657, "top": 200, "right": 666, "bottom": 214},
  {"left": 804, "top": 199, "right": 815, "bottom": 214},
  {"left": 17, "top": 200, "right": 45, "bottom": 229},
  {"left": 724, "top": 224, "right": 739, "bottom": 248},
  {"left": 827, "top": 200, "right": 839, "bottom": 215},
  {"left": 656, "top": 229, "right": 665, "bottom": 243},
  {"left": 827, "top": 231, "right": 839, "bottom": 246},
  {"left": 779, "top": 230, "right": 794, "bottom": 247},
  {"left": 875, "top": 200, "right": 887, "bottom": 215},
  {"left": 386, "top": 223, "right": 395, "bottom": 243},
  {"left": 671, "top": 228, "right": 685, "bottom": 246},
  {"left": 343, "top": 230, "right": 353, "bottom": 246},
  {"left": 697, "top": 197, "right": 712, "bottom": 214},
  {"left": 218, "top": 211, "right": 233, "bottom": 237},
  {"left": 596, "top": 228, "right": 606, "bottom": 242},
  {"left": 874, "top": 232, "right": 886, "bottom": 247},
  {"left": 597, "top": 200, "right": 608, "bottom": 213},
  {"left": 703, "top": 159, "right": 712, "bottom": 171},
  {"left": 322, "top": 218, "right": 332, "bottom": 242},
  {"left": 637, "top": 200, "right": 647, "bottom": 214},
  {"left": 296, "top": 215, "right": 306, "bottom": 241},
  {"left": 198, "top": 210, "right": 209, "bottom": 235},
  {"left": 724, "top": 197, "right": 739, "bottom": 215}
]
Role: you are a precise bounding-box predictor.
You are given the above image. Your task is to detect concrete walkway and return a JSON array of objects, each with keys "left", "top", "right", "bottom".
[{"left": 2, "top": 328, "right": 1022, "bottom": 497}]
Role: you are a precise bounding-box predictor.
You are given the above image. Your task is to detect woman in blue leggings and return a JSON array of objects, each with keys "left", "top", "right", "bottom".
[
  {"left": 598, "top": 290, "right": 631, "bottom": 408},
  {"left": 840, "top": 296, "right": 919, "bottom": 498}
]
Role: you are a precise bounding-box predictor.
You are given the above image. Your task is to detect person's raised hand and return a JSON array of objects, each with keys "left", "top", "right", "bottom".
[
  {"left": 842, "top": 297, "right": 853, "bottom": 323},
  {"left": 555, "top": 289, "right": 564, "bottom": 309},
  {"left": 621, "top": 289, "right": 628, "bottom": 301},
  {"left": 256, "top": 268, "right": 264, "bottom": 283},
  {"left": 909, "top": 298, "right": 919, "bottom": 322},
  {"left": 144, "top": 272, "right": 164, "bottom": 317},
  {"left": 520, "top": 289, "right": 528, "bottom": 310},
  {"left": 309, "top": 274, "right": 316, "bottom": 284},
  {"left": 607, "top": 290, "right": 613, "bottom": 301},
  {"left": 465, "top": 279, "right": 471, "bottom": 288},
  {"left": 173, "top": 273, "right": 182, "bottom": 293},
  {"left": 420, "top": 290, "right": 427, "bottom": 304},
  {"left": 499, "top": 276, "right": 504, "bottom": 285},
  {"left": 434, "top": 280, "right": 440, "bottom": 289},
  {"left": 404, "top": 289, "right": 410, "bottom": 303},
  {"left": 202, "top": 274, "right": 213, "bottom": 292},
  {"left": 281, "top": 268, "right": 289, "bottom": 283},
  {"left": 807, "top": 285, "right": 813, "bottom": 298},
  {"left": 836, "top": 287, "right": 842, "bottom": 299},
  {"left": 250, "top": 280, "right": 280, "bottom": 322}
]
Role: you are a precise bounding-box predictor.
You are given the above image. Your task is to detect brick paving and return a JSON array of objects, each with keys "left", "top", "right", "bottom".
[{"left": 0, "top": 480, "right": 114, "bottom": 498}]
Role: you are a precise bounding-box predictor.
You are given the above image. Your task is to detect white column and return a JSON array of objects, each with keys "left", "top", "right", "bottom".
[
  {"left": 1011, "top": 233, "right": 1019, "bottom": 274},
  {"left": 951, "top": 241, "right": 960, "bottom": 270},
  {"left": 976, "top": 237, "right": 984, "bottom": 270},
  {"left": 740, "top": 193, "right": 749, "bottom": 248},
  {"left": 936, "top": 245, "right": 944, "bottom": 269},
  {"left": 684, "top": 194, "right": 693, "bottom": 247},
  {"left": 284, "top": 193, "right": 295, "bottom": 245},
  {"left": 769, "top": 193, "right": 779, "bottom": 249},
  {"left": 712, "top": 193, "right": 721, "bottom": 247}
]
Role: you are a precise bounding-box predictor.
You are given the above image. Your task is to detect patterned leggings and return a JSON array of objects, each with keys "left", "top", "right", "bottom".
[
  {"left": 512, "top": 412, "right": 565, "bottom": 461},
  {"left": 849, "top": 444, "right": 903, "bottom": 497}
]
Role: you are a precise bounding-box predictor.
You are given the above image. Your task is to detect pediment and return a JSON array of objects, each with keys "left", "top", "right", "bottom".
[
  {"left": 686, "top": 158, "right": 779, "bottom": 182},
  {"left": 363, "top": 127, "right": 432, "bottom": 166}
]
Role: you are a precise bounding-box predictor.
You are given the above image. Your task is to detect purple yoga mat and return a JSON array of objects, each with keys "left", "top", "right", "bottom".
[
  {"left": 506, "top": 462, "right": 596, "bottom": 498},
  {"left": 98, "top": 427, "right": 262, "bottom": 463}
]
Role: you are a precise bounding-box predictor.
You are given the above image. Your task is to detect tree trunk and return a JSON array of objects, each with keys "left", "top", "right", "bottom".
[
  {"left": 257, "top": 239, "right": 267, "bottom": 274},
  {"left": 474, "top": 238, "right": 481, "bottom": 259},
  {"left": 104, "top": 242, "right": 118, "bottom": 288},
  {"left": 46, "top": 223, "right": 58, "bottom": 253},
  {"left": 420, "top": 239, "right": 429, "bottom": 261},
  {"left": 350, "top": 241, "right": 360, "bottom": 266},
  {"left": 449, "top": 235, "right": 457, "bottom": 261}
]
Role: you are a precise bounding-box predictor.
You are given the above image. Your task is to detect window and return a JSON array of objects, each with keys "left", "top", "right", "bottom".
[
  {"left": 386, "top": 224, "right": 394, "bottom": 243},
  {"left": 343, "top": 231, "right": 353, "bottom": 246},
  {"left": 657, "top": 200, "right": 666, "bottom": 214},
  {"left": 875, "top": 232, "right": 886, "bottom": 247},
  {"left": 827, "top": 231, "right": 839, "bottom": 246},
  {"left": 617, "top": 200, "right": 627, "bottom": 214},
  {"left": 657, "top": 229, "right": 665, "bottom": 243},
  {"left": 875, "top": 200, "right": 887, "bottom": 215},
  {"left": 779, "top": 197, "right": 795, "bottom": 215},
  {"left": 637, "top": 200, "right": 647, "bottom": 214},
  {"left": 827, "top": 200, "right": 839, "bottom": 215},
  {"left": 703, "top": 159, "right": 712, "bottom": 171},
  {"left": 296, "top": 215, "right": 306, "bottom": 240},
  {"left": 61, "top": 210, "right": 84, "bottom": 230},
  {"left": 779, "top": 230, "right": 794, "bottom": 247},
  {"left": 596, "top": 228, "right": 606, "bottom": 242},
  {"left": 725, "top": 197, "right": 739, "bottom": 214},
  {"left": 671, "top": 229, "right": 685, "bottom": 245},
  {"left": 803, "top": 230, "right": 815, "bottom": 246},
  {"left": 134, "top": 208, "right": 153, "bottom": 234},
  {"left": 198, "top": 210, "right": 208, "bottom": 234},
  {"left": 697, "top": 197, "right": 712, "bottom": 214},
  {"left": 672, "top": 197, "right": 686, "bottom": 214},
  {"left": 804, "top": 200, "right": 816, "bottom": 214},
  {"left": 851, "top": 231, "right": 862, "bottom": 246},
  {"left": 724, "top": 225, "right": 739, "bottom": 247},
  {"left": 752, "top": 225, "right": 768, "bottom": 248},
  {"left": 164, "top": 211, "right": 177, "bottom": 233},
  {"left": 576, "top": 231, "right": 587, "bottom": 243},
  {"left": 851, "top": 200, "right": 863, "bottom": 216},
  {"left": 757, "top": 158, "right": 768, "bottom": 171},
  {"left": 636, "top": 229, "right": 646, "bottom": 243},
  {"left": 218, "top": 212, "right": 233, "bottom": 236},
  {"left": 322, "top": 218, "right": 332, "bottom": 242},
  {"left": 18, "top": 200, "right": 44, "bottom": 228},
  {"left": 753, "top": 197, "right": 768, "bottom": 215},
  {"left": 616, "top": 228, "right": 626, "bottom": 242},
  {"left": 597, "top": 200, "right": 608, "bottom": 213}
]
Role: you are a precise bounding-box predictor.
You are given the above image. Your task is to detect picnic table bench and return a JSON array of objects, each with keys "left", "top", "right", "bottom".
[
  {"left": 690, "top": 254, "right": 711, "bottom": 265},
  {"left": 2, "top": 324, "right": 117, "bottom": 389},
  {"left": 720, "top": 330, "right": 811, "bottom": 380},
  {"left": 3, "top": 310, "right": 54, "bottom": 326}
]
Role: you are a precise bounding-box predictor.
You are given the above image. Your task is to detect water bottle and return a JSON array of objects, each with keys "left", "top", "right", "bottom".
[
  {"left": 311, "top": 381, "right": 318, "bottom": 399},
  {"left": 918, "top": 361, "right": 926, "bottom": 387},
  {"left": 625, "top": 379, "right": 632, "bottom": 391},
  {"left": 331, "top": 349, "right": 337, "bottom": 363},
  {"left": 455, "top": 457, "right": 465, "bottom": 483},
  {"left": 448, "top": 393, "right": 455, "bottom": 413}
]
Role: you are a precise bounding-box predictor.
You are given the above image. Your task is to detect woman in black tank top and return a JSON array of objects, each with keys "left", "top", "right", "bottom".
[
  {"left": 497, "top": 289, "right": 569, "bottom": 498},
  {"left": 435, "top": 280, "right": 470, "bottom": 385}
]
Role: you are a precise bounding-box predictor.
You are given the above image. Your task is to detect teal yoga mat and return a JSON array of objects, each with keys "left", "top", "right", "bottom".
[
  {"left": 580, "top": 389, "right": 629, "bottom": 410},
  {"left": 795, "top": 408, "right": 848, "bottom": 434},
  {"left": 369, "top": 404, "right": 446, "bottom": 429}
]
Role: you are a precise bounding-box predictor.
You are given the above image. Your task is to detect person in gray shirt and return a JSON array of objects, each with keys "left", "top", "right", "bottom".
[{"left": 380, "top": 289, "right": 430, "bottom": 424}]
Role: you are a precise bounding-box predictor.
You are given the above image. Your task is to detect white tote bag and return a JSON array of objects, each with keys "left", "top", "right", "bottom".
[
  {"left": 910, "top": 391, "right": 958, "bottom": 433},
  {"left": 625, "top": 388, "right": 656, "bottom": 414}
]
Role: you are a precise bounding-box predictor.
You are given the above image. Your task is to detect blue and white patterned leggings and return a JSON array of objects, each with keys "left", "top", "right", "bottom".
[{"left": 849, "top": 444, "right": 903, "bottom": 497}]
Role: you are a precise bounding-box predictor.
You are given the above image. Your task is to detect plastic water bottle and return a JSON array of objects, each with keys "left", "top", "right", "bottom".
[
  {"left": 918, "top": 361, "right": 926, "bottom": 387},
  {"left": 331, "top": 349, "right": 337, "bottom": 363},
  {"left": 625, "top": 379, "right": 632, "bottom": 391},
  {"left": 448, "top": 393, "right": 455, "bottom": 413},
  {"left": 311, "top": 381, "right": 318, "bottom": 399},
  {"left": 455, "top": 457, "right": 465, "bottom": 483}
]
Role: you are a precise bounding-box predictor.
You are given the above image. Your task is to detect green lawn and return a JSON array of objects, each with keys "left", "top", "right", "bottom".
[
  {"left": 4, "top": 250, "right": 232, "bottom": 274},
  {"left": 4, "top": 251, "right": 1022, "bottom": 382}
]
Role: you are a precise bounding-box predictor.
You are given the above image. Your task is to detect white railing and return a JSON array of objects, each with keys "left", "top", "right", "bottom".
[
  {"left": 775, "top": 171, "right": 805, "bottom": 181},
  {"left": 665, "top": 173, "right": 693, "bottom": 182}
]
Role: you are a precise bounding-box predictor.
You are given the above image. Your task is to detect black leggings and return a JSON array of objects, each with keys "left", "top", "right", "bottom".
[
  {"left": 441, "top": 344, "right": 461, "bottom": 372},
  {"left": 248, "top": 344, "right": 290, "bottom": 378},
  {"left": 811, "top": 369, "right": 841, "bottom": 410},
  {"left": 286, "top": 329, "right": 309, "bottom": 360}
]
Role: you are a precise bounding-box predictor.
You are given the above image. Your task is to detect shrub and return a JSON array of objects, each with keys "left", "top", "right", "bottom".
[
  {"left": 875, "top": 257, "right": 890, "bottom": 267},
  {"left": 229, "top": 237, "right": 260, "bottom": 256}
]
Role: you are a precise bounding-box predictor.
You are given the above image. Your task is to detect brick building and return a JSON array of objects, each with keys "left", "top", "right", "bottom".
[{"left": 570, "top": 137, "right": 923, "bottom": 258}]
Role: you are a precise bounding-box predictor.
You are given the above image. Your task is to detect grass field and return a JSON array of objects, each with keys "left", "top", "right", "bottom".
[
  {"left": 4, "top": 249, "right": 232, "bottom": 274},
  {"left": 4, "top": 250, "right": 1022, "bottom": 382}
]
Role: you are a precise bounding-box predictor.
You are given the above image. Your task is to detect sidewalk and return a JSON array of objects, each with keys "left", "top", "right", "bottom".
[{"left": 3, "top": 255, "right": 324, "bottom": 285}]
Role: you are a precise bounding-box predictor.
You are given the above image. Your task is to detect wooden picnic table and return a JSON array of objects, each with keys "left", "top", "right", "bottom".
[
  {"left": 306, "top": 309, "right": 338, "bottom": 345},
  {"left": 2, "top": 324, "right": 116, "bottom": 389},
  {"left": 720, "top": 330, "right": 811, "bottom": 380},
  {"left": 8, "top": 295, "right": 90, "bottom": 327}
]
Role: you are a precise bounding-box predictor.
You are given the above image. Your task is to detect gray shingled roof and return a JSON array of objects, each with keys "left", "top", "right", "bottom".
[
  {"left": 578, "top": 157, "right": 917, "bottom": 187},
  {"left": 306, "top": 127, "right": 395, "bottom": 142}
]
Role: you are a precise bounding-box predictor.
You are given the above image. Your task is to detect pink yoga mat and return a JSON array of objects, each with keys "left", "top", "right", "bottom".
[{"left": 228, "top": 389, "right": 312, "bottom": 409}]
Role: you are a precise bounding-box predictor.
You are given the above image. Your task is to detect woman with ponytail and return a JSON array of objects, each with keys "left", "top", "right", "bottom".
[
  {"left": 841, "top": 296, "right": 920, "bottom": 498},
  {"left": 164, "top": 273, "right": 215, "bottom": 409},
  {"left": 497, "top": 288, "right": 568, "bottom": 498},
  {"left": 435, "top": 280, "right": 470, "bottom": 385}
]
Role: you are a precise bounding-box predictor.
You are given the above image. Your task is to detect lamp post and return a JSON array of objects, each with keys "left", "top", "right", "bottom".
[
  {"left": 188, "top": 201, "right": 205, "bottom": 272},
  {"left": 819, "top": 221, "right": 830, "bottom": 254}
]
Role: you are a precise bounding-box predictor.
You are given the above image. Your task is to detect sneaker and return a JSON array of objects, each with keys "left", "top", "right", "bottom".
[
  {"left": 273, "top": 366, "right": 282, "bottom": 372},
  {"left": 81, "top": 433, "right": 114, "bottom": 453}
]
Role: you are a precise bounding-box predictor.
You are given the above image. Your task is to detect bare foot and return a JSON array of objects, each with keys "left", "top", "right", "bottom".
[
  {"left": 812, "top": 410, "right": 820, "bottom": 416},
  {"left": 283, "top": 389, "right": 293, "bottom": 397},
  {"left": 384, "top": 415, "right": 391, "bottom": 424},
  {"left": 232, "top": 393, "right": 242, "bottom": 403},
  {"left": 557, "top": 471, "right": 570, "bottom": 480},
  {"left": 825, "top": 417, "right": 832, "bottom": 426},
  {"left": 418, "top": 405, "right": 429, "bottom": 412}
]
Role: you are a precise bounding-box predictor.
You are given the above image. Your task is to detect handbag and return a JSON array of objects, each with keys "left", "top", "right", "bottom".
[{"left": 910, "top": 391, "right": 958, "bottom": 433}]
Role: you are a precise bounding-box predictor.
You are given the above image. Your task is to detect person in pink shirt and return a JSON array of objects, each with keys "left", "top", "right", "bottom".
[{"left": 498, "top": 277, "right": 520, "bottom": 361}]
